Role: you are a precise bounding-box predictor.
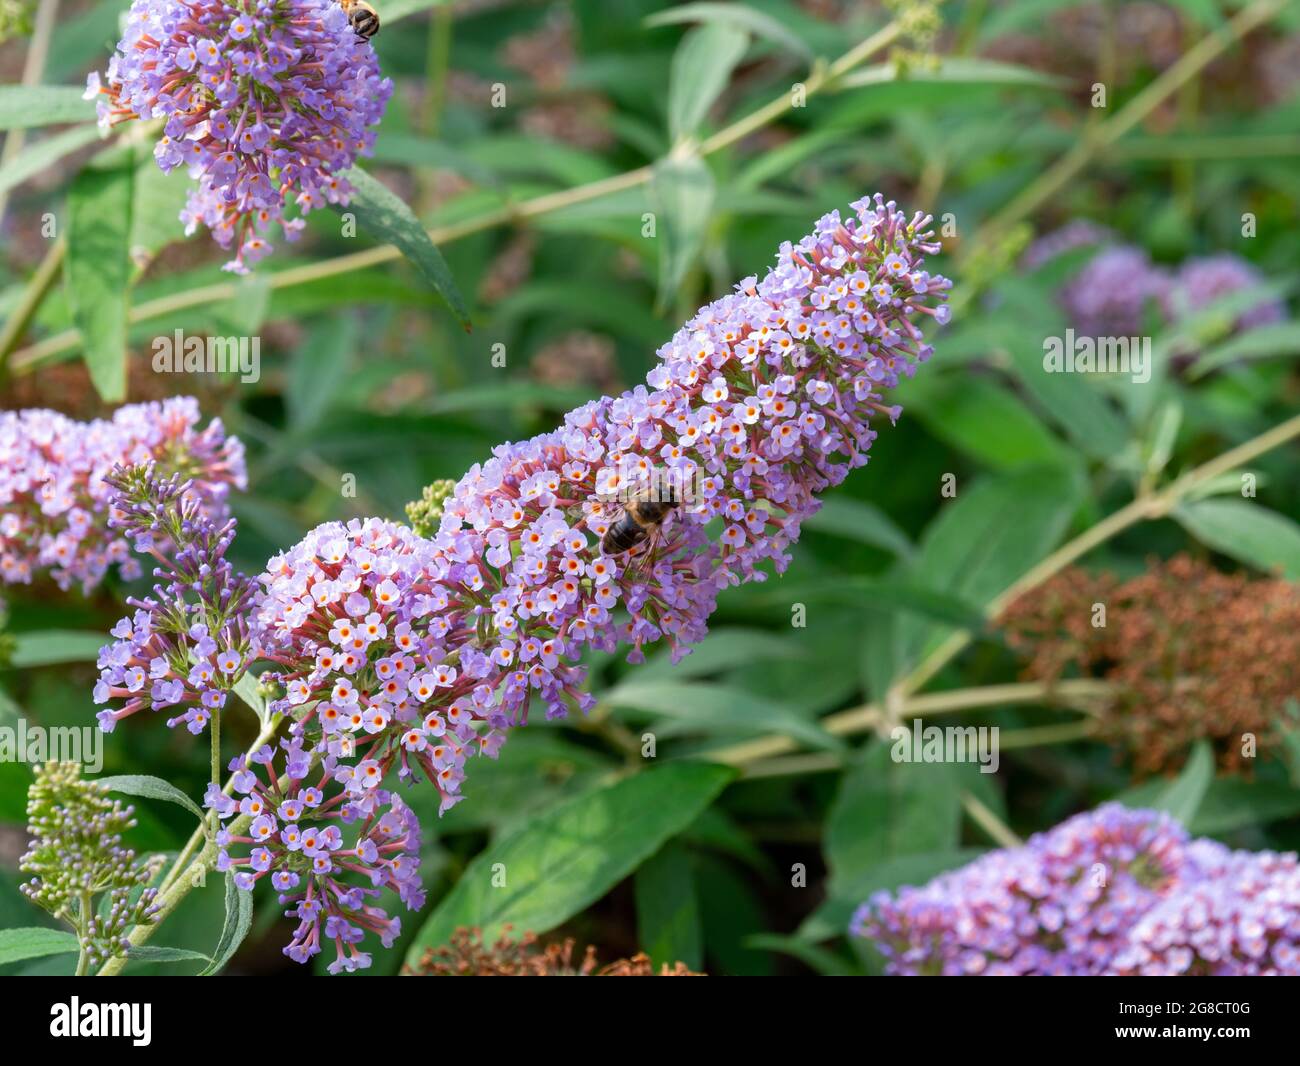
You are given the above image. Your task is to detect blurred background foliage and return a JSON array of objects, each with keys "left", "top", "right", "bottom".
[{"left": 2, "top": 0, "right": 1300, "bottom": 975}]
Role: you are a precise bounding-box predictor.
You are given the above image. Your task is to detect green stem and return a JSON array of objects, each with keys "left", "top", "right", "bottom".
[
  {"left": 8, "top": 19, "right": 904, "bottom": 374},
  {"left": 99, "top": 712, "right": 283, "bottom": 976},
  {"left": 209, "top": 706, "right": 221, "bottom": 838},
  {"left": 74, "top": 891, "right": 92, "bottom": 977},
  {"left": 716, "top": 677, "right": 1113, "bottom": 767},
  {"left": 0, "top": 236, "right": 65, "bottom": 377},
  {"left": 962, "top": 790, "right": 1021, "bottom": 848},
  {"left": 0, "top": 0, "right": 60, "bottom": 225}
]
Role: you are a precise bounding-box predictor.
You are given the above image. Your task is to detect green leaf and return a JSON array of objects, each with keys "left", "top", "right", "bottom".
[
  {"left": 383, "top": 0, "right": 450, "bottom": 22},
  {"left": 96, "top": 775, "right": 206, "bottom": 823},
  {"left": 770, "top": 577, "right": 988, "bottom": 630},
  {"left": 0, "top": 124, "right": 101, "bottom": 199},
  {"left": 126, "top": 945, "right": 213, "bottom": 964},
  {"left": 1003, "top": 338, "right": 1132, "bottom": 461},
  {"left": 905, "top": 375, "right": 1072, "bottom": 470},
  {"left": 647, "top": 3, "right": 813, "bottom": 62},
  {"left": 435, "top": 731, "right": 616, "bottom": 834},
  {"left": 1189, "top": 321, "right": 1300, "bottom": 379},
  {"left": 650, "top": 154, "right": 714, "bottom": 305},
  {"left": 67, "top": 149, "right": 135, "bottom": 402},
  {"left": 863, "top": 467, "right": 1082, "bottom": 694},
  {"left": 635, "top": 842, "right": 702, "bottom": 971},
  {"left": 7, "top": 630, "right": 104, "bottom": 668},
  {"left": 1174, "top": 498, "right": 1300, "bottom": 579},
  {"left": 231, "top": 671, "right": 271, "bottom": 729},
  {"left": 198, "top": 871, "right": 254, "bottom": 976},
  {"left": 288, "top": 314, "right": 357, "bottom": 430},
  {"left": 667, "top": 22, "right": 750, "bottom": 142},
  {"left": 0, "top": 86, "right": 93, "bottom": 130},
  {"left": 128, "top": 154, "right": 191, "bottom": 269},
  {"left": 1187, "top": 778, "right": 1300, "bottom": 835},
  {"left": 799, "top": 849, "right": 986, "bottom": 941},
  {"left": 637, "top": 627, "right": 806, "bottom": 681},
  {"left": 745, "top": 933, "right": 859, "bottom": 975},
  {"left": 804, "top": 496, "right": 914, "bottom": 558},
  {"left": 0, "top": 927, "right": 80, "bottom": 965},
  {"left": 407, "top": 762, "right": 734, "bottom": 959},
  {"left": 603, "top": 680, "right": 843, "bottom": 751},
  {"left": 335, "top": 167, "right": 470, "bottom": 329},
  {"left": 1149, "top": 741, "right": 1214, "bottom": 826},
  {"left": 825, "top": 743, "right": 963, "bottom": 891},
  {"left": 917, "top": 466, "right": 1080, "bottom": 607}
]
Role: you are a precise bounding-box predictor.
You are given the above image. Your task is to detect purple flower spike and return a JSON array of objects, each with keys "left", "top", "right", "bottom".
[
  {"left": 854, "top": 804, "right": 1300, "bottom": 976},
  {"left": 87, "top": 0, "right": 392, "bottom": 273},
  {"left": 240, "top": 194, "right": 951, "bottom": 815}
]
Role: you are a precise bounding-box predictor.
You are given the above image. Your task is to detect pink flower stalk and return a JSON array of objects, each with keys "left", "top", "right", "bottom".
[
  {"left": 245, "top": 194, "right": 951, "bottom": 816},
  {"left": 96, "top": 195, "right": 951, "bottom": 968},
  {"left": 0, "top": 397, "right": 245, "bottom": 593}
]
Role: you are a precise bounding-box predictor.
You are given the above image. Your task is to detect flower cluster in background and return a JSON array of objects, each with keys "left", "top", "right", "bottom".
[
  {"left": 1002, "top": 555, "right": 1300, "bottom": 773},
  {"left": 0, "top": 397, "right": 245, "bottom": 593},
  {"left": 854, "top": 804, "right": 1300, "bottom": 976},
  {"left": 404, "top": 926, "right": 703, "bottom": 976},
  {"left": 1024, "top": 224, "right": 1287, "bottom": 345},
  {"left": 20, "top": 762, "right": 163, "bottom": 970},
  {"left": 86, "top": 0, "right": 391, "bottom": 273},
  {"left": 87, "top": 194, "right": 952, "bottom": 970}
]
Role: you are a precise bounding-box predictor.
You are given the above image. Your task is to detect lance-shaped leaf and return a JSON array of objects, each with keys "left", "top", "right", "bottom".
[
  {"left": 334, "top": 167, "right": 470, "bottom": 330},
  {"left": 66, "top": 148, "right": 135, "bottom": 402}
]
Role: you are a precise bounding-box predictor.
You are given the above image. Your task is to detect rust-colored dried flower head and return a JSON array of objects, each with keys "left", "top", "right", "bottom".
[
  {"left": 1002, "top": 555, "right": 1300, "bottom": 774},
  {"left": 403, "top": 926, "right": 703, "bottom": 976}
]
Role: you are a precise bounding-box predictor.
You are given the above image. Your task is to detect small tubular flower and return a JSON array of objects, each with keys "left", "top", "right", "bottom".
[
  {"left": 86, "top": 0, "right": 392, "bottom": 273},
  {"left": 0, "top": 397, "right": 244, "bottom": 592},
  {"left": 210, "top": 745, "right": 424, "bottom": 973}
]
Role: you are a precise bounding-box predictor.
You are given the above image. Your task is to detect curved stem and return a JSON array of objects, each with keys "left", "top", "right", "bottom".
[
  {"left": 74, "top": 891, "right": 92, "bottom": 977},
  {"left": 713, "top": 678, "right": 1113, "bottom": 767}
]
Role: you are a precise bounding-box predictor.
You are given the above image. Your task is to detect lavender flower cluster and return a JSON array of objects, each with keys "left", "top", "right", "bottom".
[
  {"left": 854, "top": 804, "right": 1300, "bottom": 976},
  {"left": 0, "top": 397, "right": 245, "bottom": 593},
  {"left": 1025, "top": 225, "right": 1286, "bottom": 340},
  {"left": 91, "top": 194, "right": 952, "bottom": 971},
  {"left": 209, "top": 748, "right": 424, "bottom": 972},
  {"left": 93, "top": 463, "right": 259, "bottom": 735},
  {"left": 86, "top": 0, "right": 392, "bottom": 273}
]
